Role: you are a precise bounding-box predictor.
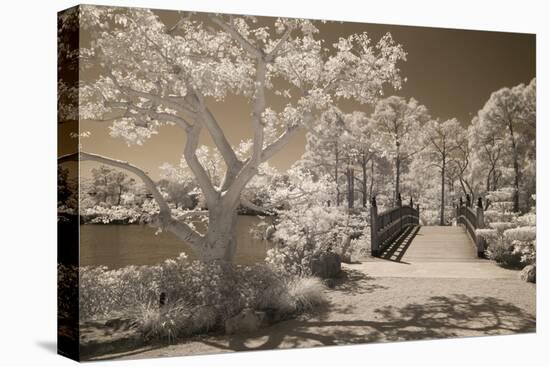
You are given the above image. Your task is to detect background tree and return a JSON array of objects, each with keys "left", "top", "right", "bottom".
[
  {"left": 76, "top": 6, "right": 406, "bottom": 262},
  {"left": 90, "top": 165, "right": 135, "bottom": 206},
  {"left": 371, "top": 96, "right": 430, "bottom": 205},
  {"left": 422, "top": 118, "right": 464, "bottom": 225},
  {"left": 447, "top": 125, "right": 474, "bottom": 200},
  {"left": 468, "top": 116, "right": 509, "bottom": 199},
  {"left": 303, "top": 109, "right": 377, "bottom": 209},
  {"left": 302, "top": 107, "right": 348, "bottom": 206},
  {"left": 476, "top": 79, "right": 536, "bottom": 212},
  {"left": 341, "top": 111, "right": 377, "bottom": 208},
  {"left": 58, "top": 166, "right": 77, "bottom": 209}
]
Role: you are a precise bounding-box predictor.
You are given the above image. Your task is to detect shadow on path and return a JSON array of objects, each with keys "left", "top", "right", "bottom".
[
  {"left": 379, "top": 225, "right": 420, "bottom": 262},
  {"left": 331, "top": 268, "right": 389, "bottom": 296},
  {"left": 199, "top": 294, "right": 535, "bottom": 352}
]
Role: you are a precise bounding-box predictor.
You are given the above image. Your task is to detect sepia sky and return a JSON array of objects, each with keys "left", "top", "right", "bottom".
[{"left": 78, "top": 8, "right": 536, "bottom": 179}]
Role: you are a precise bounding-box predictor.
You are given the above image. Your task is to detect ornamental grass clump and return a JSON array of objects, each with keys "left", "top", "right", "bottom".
[{"left": 287, "top": 276, "right": 327, "bottom": 312}]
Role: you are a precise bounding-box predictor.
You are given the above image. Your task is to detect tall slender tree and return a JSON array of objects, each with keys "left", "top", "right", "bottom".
[
  {"left": 371, "top": 96, "right": 430, "bottom": 205},
  {"left": 423, "top": 119, "right": 464, "bottom": 225}
]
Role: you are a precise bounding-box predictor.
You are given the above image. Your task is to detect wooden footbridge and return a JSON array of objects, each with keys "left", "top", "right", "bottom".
[
  {"left": 366, "top": 195, "right": 518, "bottom": 279},
  {"left": 370, "top": 194, "right": 488, "bottom": 262}
]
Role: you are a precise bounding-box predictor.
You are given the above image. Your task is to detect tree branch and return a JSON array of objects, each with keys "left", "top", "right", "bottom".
[
  {"left": 58, "top": 152, "right": 205, "bottom": 250},
  {"left": 262, "top": 125, "right": 302, "bottom": 162},
  {"left": 106, "top": 70, "right": 195, "bottom": 117},
  {"left": 240, "top": 197, "right": 273, "bottom": 215},
  {"left": 183, "top": 124, "right": 219, "bottom": 204},
  {"left": 191, "top": 91, "right": 243, "bottom": 188},
  {"left": 209, "top": 16, "right": 263, "bottom": 59},
  {"left": 224, "top": 59, "right": 268, "bottom": 202},
  {"left": 266, "top": 25, "right": 294, "bottom": 62}
]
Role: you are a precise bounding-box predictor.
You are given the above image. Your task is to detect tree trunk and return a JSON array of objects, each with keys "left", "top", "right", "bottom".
[
  {"left": 508, "top": 123, "right": 520, "bottom": 212},
  {"left": 395, "top": 155, "right": 401, "bottom": 206},
  {"left": 117, "top": 185, "right": 123, "bottom": 205},
  {"left": 459, "top": 178, "right": 468, "bottom": 198},
  {"left": 362, "top": 153, "right": 367, "bottom": 207},
  {"left": 486, "top": 167, "right": 493, "bottom": 193},
  {"left": 440, "top": 156, "right": 445, "bottom": 226},
  {"left": 335, "top": 145, "right": 340, "bottom": 206},
  {"left": 347, "top": 167, "right": 354, "bottom": 209},
  {"left": 201, "top": 200, "right": 239, "bottom": 262},
  {"left": 369, "top": 159, "right": 375, "bottom": 201},
  {"left": 492, "top": 170, "right": 500, "bottom": 191}
]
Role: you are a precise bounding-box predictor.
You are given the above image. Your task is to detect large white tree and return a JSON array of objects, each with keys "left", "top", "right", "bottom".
[{"left": 68, "top": 6, "right": 406, "bottom": 262}]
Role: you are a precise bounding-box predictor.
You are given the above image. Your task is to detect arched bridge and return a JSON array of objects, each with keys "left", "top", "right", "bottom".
[
  {"left": 370, "top": 195, "right": 494, "bottom": 264},
  {"left": 367, "top": 195, "right": 516, "bottom": 279}
]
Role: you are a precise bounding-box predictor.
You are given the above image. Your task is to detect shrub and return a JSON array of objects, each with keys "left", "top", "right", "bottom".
[
  {"left": 489, "top": 222, "right": 516, "bottom": 232},
  {"left": 267, "top": 206, "right": 367, "bottom": 275},
  {"left": 486, "top": 240, "right": 524, "bottom": 267},
  {"left": 79, "top": 253, "right": 326, "bottom": 341},
  {"left": 349, "top": 231, "right": 371, "bottom": 259},
  {"left": 477, "top": 226, "right": 535, "bottom": 268},
  {"left": 484, "top": 210, "right": 516, "bottom": 224},
  {"left": 504, "top": 226, "right": 536, "bottom": 242}
]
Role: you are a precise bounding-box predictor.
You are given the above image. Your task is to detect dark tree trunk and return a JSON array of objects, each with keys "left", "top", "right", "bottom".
[
  {"left": 362, "top": 153, "right": 367, "bottom": 207},
  {"left": 347, "top": 165, "right": 355, "bottom": 209},
  {"left": 492, "top": 170, "right": 500, "bottom": 191},
  {"left": 369, "top": 159, "right": 375, "bottom": 202},
  {"left": 335, "top": 144, "right": 340, "bottom": 206},
  {"left": 395, "top": 154, "right": 401, "bottom": 206},
  {"left": 508, "top": 122, "right": 520, "bottom": 212},
  {"left": 486, "top": 167, "right": 493, "bottom": 192},
  {"left": 440, "top": 155, "right": 445, "bottom": 226},
  {"left": 117, "top": 185, "right": 123, "bottom": 205}
]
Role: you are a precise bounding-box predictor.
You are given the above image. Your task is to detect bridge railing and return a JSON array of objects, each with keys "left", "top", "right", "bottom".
[
  {"left": 370, "top": 194, "right": 420, "bottom": 256},
  {"left": 456, "top": 195, "right": 485, "bottom": 257}
]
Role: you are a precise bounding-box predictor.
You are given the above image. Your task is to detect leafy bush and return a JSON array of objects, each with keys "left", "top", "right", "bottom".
[
  {"left": 489, "top": 221, "right": 517, "bottom": 232},
  {"left": 484, "top": 210, "right": 516, "bottom": 224},
  {"left": 486, "top": 239, "right": 524, "bottom": 267},
  {"left": 79, "top": 253, "right": 326, "bottom": 341},
  {"left": 267, "top": 205, "right": 369, "bottom": 275},
  {"left": 476, "top": 221, "right": 535, "bottom": 268},
  {"left": 475, "top": 195, "right": 536, "bottom": 268}
]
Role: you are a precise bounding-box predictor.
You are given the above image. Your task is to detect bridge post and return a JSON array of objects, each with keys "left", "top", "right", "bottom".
[
  {"left": 416, "top": 204, "right": 420, "bottom": 225},
  {"left": 370, "top": 196, "right": 379, "bottom": 256},
  {"left": 476, "top": 197, "right": 485, "bottom": 257},
  {"left": 466, "top": 194, "right": 471, "bottom": 207}
]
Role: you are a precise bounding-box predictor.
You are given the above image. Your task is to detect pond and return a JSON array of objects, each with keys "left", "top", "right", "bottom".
[{"left": 80, "top": 216, "right": 272, "bottom": 268}]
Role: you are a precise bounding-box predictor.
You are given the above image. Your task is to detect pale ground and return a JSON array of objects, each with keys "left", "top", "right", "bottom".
[{"left": 89, "top": 226, "right": 536, "bottom": 361}]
